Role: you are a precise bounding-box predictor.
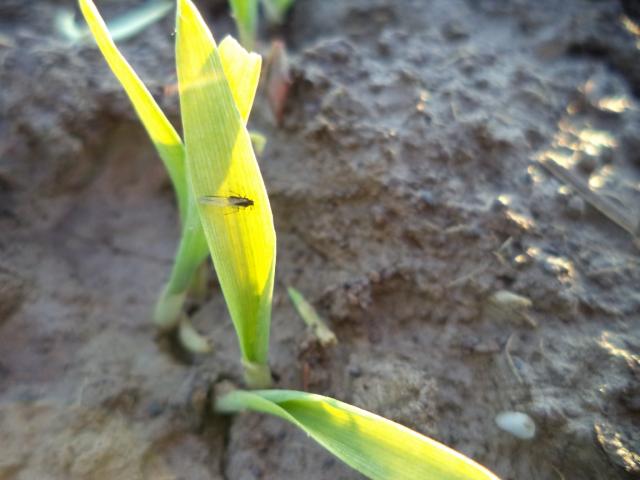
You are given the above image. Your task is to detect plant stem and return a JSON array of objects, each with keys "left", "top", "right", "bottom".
[
  {"left": 154, "top": 204, "right": 209, "bottom": 331},
  {"left": 242, "top": 359, "right": 272, "bottom": 389}
]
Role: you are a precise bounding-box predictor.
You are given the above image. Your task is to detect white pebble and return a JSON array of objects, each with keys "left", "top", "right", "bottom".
[{"left": 495, "top": 411, "right": 536, "bottom": 440}]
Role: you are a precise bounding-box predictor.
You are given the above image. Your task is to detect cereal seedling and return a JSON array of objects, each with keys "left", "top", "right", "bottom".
[
  {"left": 288, "top": 286, "right": 336, "bottom": 347},
  {"left": 261, "top": 0, "right": 296, "bottom": 24},
  {"left": 80, "top": 0, "right": 271, "bottom": 385},
  {"left": 175, "top": 0, "right": 275, "bottom": 387},
  {"left": 228, "top": 0, "right": 297, "bottom": 48},
  {"left": 79, "top": 0, "right": 201, "bottom": 340},
  {"left": 228, "top": 0, "right": 259, "bottom": 49},
  {"left": 81, "top": 1, "right": 502, "bottom": 477}
]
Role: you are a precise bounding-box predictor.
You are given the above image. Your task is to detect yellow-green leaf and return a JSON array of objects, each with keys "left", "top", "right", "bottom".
[
  {"left": 79, "top": 0, "right": 187, "bottom": 219},
  {"left": 219, "top": 36, "right": 261, "bottom": 122},
  {"left": 80, "top": 0, "right": 265, "bottom": 337},
  {"left": 155, "top": 36, "right": 262, "bottom": 332},
  {"left": 288, "top": 286, "right": 337, "bottom": 347},
  {"left": 216, "top": 389, "right": 501, "bottom": 480},
  {"left": 176, "top": 0, "right": 276, "bottom": 386},
  {"left": 228, "top": 0, "right": 258, "bottom": 49},
  {"left": 261, "top": 0, "right": 296, "bottom": 24}
]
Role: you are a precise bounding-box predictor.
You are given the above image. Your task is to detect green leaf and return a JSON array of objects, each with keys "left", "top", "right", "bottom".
[
  {"left": 228, "top": 0, "right": 259, "bottom": 49},
  {"left": 79, "top": 0, "right": 199, "bottom": 334},
  {"left": 66, "top": 1, "right": 174, "bottom": 44},
  {"left": 288, "top": 287, "right": 336, "bottom": 347},
  {"left": 153, "top": 198, "right": 209, "bottom": 331},
  {"left": 216, "top": 389, "right": 501, "bottom": 480},
  {"left": 79, "top": 0, "right": 200, "bottom": 336},
  {"left": 155, "top": 36, "right": 262, "bottom": 332},
  {"left": 176, "top": 0, "right": 276, "bottom": 387},
  {"left": 80, "top": 0, "right": 265, "bottom": 339},
  {"left": 249, "top": 131, "right": 267, "bottom": 156},
  {"left": 261, "top": 0, "right": 296, "bottom": 24}
]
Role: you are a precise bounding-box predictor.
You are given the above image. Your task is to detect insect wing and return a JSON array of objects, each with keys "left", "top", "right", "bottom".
[
  {"left": 199, "top": 195, "right": 234, "bottom": 207},
  {"left": 199, "top": 195, "right": 254, "bottom": 208}
]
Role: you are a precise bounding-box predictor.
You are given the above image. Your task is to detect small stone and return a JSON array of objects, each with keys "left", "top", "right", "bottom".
[
  {"left": 441, "top": 20, "right": 469, "bottom": 41},
  {"left": 371, "top": 205, "right": 387, "bottom": 226},
  {"left": 600, "top": 147, "right": 615, "bottom": 165},
  {"left": 367, "top": 271, "right": 381, "bottom": 284},
  {"left": 146, "top": 401, "right": 165, "bottom": 418},
  {"left": 190, "top": 387, "right": 209, "bottom": 418},
  {"left": 566, "top": 195, "right": 585, "bottom": 219},
  {"left": 563, "top": 405, "right": 581, "bottom": 418},
  {"left": 473, "top": 339, "right": 501, "bottom": 354},
  {"left": 487, "top": 290, "right": 532, "bottom": 311},
  {"left": 625, "top": 396, "right": 640, "bottom": 412},
  {"left": 514, "top": 253, "right": 532, "bottom": 268},
  {"left": 576, "top": 152, "right": 598, "bottom": 175},
  {"left": 520, "top": 171, "right": 533, "bottom": 186},
  {"left": 621, "top": 386, "right": 640, "bottom": 412},
  {"left": 346, "top": 292, "right": 359, "bottom": 306},
  {"left": 495, "top": 411, "right": 536, "bottom": 440},
  {"left": 0, "top": 272, "right": 25, "bottom": 324},
  {"left": 491, "top": 198, "right": 507, "bottom": 213},
  {"left": 417, "top": 190, "right": 436, "bottom": 208},
  {"left": 376, "top": 37, "right": 392, "bottom": 56}
]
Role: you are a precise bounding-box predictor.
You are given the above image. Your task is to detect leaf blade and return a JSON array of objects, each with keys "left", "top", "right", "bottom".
[
  {"left": 216, "top": 389, "right": 501, "bottom": 480},
  {"left": 176, "top": 0, "right": 276, "bottom": 385},
  {"left": 219, "top": 36, "right": 261, "bottom": 122},
  {"left": 261, "top": 0, "right": 296, "bottom": 24},
  {"left": 287, "top": 287, "right": 337, "bottom": 347},
  {"left": 81, "top": 0, "right": 265, "bottom": 334},
  {"left": 79, "top": 0, "right": 188, "bottom": 218},
  {"left": 228, "top": 0, "right": 258, "bottom": 48}
]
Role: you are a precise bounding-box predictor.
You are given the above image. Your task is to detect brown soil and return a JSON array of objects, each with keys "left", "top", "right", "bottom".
[{"left": 1, "top": 0, "right": 639, "bottom": 479}]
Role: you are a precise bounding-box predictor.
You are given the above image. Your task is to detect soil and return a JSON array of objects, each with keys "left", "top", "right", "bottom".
[{"left": 1, "top": 0, "right": 639, "bottom": 479}]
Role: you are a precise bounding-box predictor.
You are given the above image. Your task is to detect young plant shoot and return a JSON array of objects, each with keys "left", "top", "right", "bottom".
[
  {"left": 80, "top": 0, "right": 272, "bottom": 384},
  {"left": 79, "top": 0, "right": 202, "bottom": 340},
  {"left": 175, "top": 0, "right": 275, "bottom": 388},
  {"left": 228, "top": 0, "right": 259, "bottom": 49},
  {"left": 81, "top": 0, "right": 502, "bottom": 477},
  {"left": 261, "top": 0, "right": 296, "bottom": 24},
  {"left": 227, "top": 0, "right": 297, "bottom": 49},
  {"left": 288, "top": 286, "right": 336, "bottom": 347},
  {"left": 58, "top": 0, "right": 173, "bottom": 44}
]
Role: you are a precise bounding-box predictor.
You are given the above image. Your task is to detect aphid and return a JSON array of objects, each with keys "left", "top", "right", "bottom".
[{"left": 199, "top": 195, "right": 254, "bottom": 208}]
